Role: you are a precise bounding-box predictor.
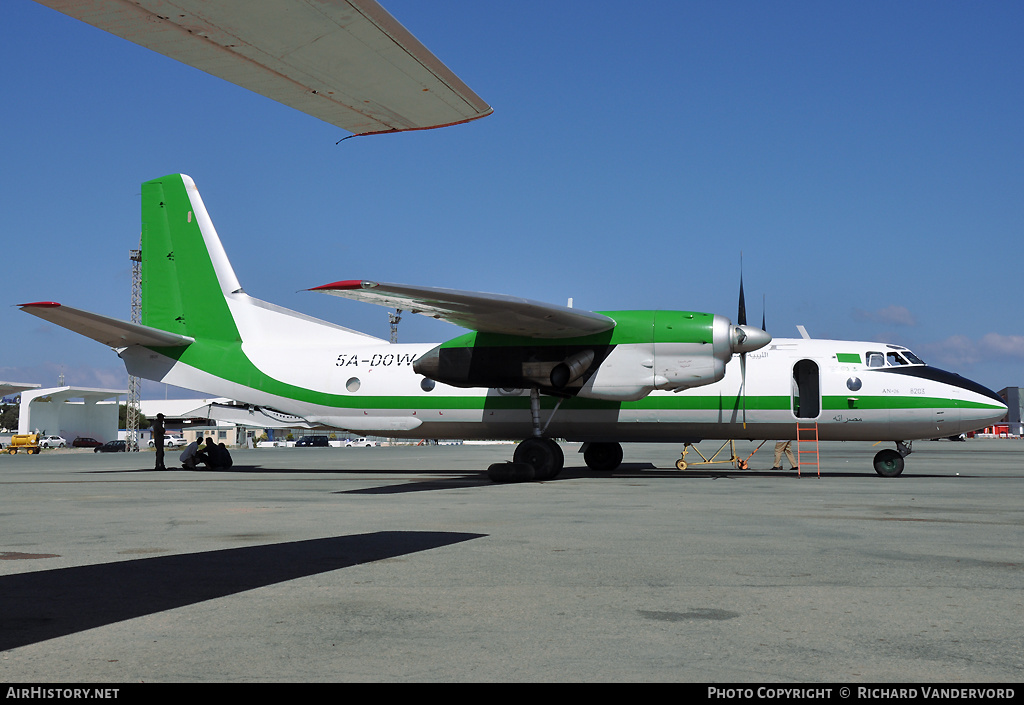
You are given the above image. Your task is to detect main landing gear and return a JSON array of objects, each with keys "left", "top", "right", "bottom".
[
  {"left": 487, "top": 439, "right": 625, "bottom": 482},
  {"left": 582, "top": 441, "right": 623, "bottom": 472},
  {"left": 487, "top": 388, "right": 573, "bottom": 483},
  {"left": 873, "top": 441, "right": 912, "bottom": 478},
  {"left": 488, "top": 437, "right": 565, "bottom": 482}
]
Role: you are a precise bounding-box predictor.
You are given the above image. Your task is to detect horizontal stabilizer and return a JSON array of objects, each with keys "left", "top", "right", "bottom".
[
  {"left": 182, "top": 401, "right": 312, "bottom": 430},
  {"left": 20, "top": 302, "right": 194, "bottom": 348},
  {"left": 309, "top": 280, "right": 616, "bottom": 339}
]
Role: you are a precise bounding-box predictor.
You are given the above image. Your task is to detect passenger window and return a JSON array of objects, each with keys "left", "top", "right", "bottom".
[{"left": 866, "top": 352, "right": 884, "bottom": 367}]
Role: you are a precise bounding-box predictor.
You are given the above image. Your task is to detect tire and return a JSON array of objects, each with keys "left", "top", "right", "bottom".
[
  {"left": 513, "top": 438, "right": 564, "bottom": 480},
  {"left": 873, "top": 449, "right": 905, "bottom": 478},
  {"left": 583, "top": 442, "right": 623, "bottom": 472},
  {"left": 487, "top": 462, "right": 535, "bottom": 483}
]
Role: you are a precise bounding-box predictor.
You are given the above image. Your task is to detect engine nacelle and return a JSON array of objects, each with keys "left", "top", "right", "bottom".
[{"left": 413, "top": 311, "right": 770, "bottom": 400}]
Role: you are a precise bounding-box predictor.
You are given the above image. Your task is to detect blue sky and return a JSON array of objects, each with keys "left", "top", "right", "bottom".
[{"left": 2, "top": 0, "right": 1022, "bottom": 398}]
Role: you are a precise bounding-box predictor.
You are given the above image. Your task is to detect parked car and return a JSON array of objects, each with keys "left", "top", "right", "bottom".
[
  {"left": 95, "top": 440, "right": 127, "bottom": 453},
  {"left": 295, "top": 435, "right": 330, "bottom": 447},
  {"left": 148, "top": 435, "right": 187, "bottom": 448},
  {"left": 38, "top": 435, "right": 67, "bottom": 449},
  {"left": 72, "top": 437, "right": 103, "bottom": 448},
  {"left": 345, "top": 437, "right": 379, "bottom": 447}
]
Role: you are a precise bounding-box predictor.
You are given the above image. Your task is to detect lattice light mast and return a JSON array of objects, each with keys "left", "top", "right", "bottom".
[
  {"left": 389, "top": 309, "right": 402, "bottom": 344},
  {"left": 126, "top": 248, "right": 143, "bottom": 452}
]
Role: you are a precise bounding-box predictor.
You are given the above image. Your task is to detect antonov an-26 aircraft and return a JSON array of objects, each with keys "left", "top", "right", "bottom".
[{"left": 21, "top": 175, "right": 1006, "bottom": 481}]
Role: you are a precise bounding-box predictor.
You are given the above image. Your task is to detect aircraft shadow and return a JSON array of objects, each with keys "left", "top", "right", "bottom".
[
  {"left": 87, "top": 466, "right": 275, "bottom": 474},
  {"left": 84, "top": 465, "right": 951, "bottom": 491},
  {"left": 555, "top": 466, "right": 949, "bottom": 480},
  {"left": 0, "top": 531, "right": 483, "bottom": 652},
  {"left": 85, "top": 466, "right": 496, "bottom": 491}
]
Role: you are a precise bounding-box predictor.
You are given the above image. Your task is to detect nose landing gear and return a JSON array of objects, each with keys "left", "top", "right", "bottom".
[{"left": 873, "top": 441, "right": 912, "bottom": 477}]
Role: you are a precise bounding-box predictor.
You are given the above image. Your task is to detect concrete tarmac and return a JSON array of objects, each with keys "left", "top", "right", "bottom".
[{"left": 0, "top": 439, "right": 1021, "bottom": 683}]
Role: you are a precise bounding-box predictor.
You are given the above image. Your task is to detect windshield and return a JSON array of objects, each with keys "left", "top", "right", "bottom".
[{"left": 886, "top": 352, "right": 908, "bottom": 366}]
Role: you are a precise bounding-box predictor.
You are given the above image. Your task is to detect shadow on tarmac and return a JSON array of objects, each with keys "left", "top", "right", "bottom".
[
  {"left": 0, "top": 531, "right": 484, "bottom": 652},
  {"left": 85, "top": 464, "right": 957, "bottom": 493}
]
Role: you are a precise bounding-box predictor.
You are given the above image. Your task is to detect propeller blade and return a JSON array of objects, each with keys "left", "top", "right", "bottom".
[
  {"left": 761, "top": 294, "right": 766, "bottom": 332},
  {"left": 738, "top": 271, "right": 747, "bottom": 327}
]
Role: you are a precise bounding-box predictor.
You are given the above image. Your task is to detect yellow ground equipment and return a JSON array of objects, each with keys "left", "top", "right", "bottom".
[
  {"left": 7, "top": 434, "right": 40, "bottom": 455},
  {"left": 675, "top": 439, "right": 768, "bottom": 471}
]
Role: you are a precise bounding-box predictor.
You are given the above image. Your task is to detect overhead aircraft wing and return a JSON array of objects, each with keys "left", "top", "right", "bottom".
[
  {"left": 35, "top": 0, "right": 492, "bottom": 135},
  {"left": 20, "top": 302, "right": 194, "bottom": 348},
  {"left": 309, "top": 281, "right": 617, "bottom": 339}
]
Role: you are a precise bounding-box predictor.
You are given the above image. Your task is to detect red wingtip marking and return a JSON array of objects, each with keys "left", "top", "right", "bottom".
[
  {"left": 19, "top": 301, "right": 62, "bottom": 308},
  {"left": 309, "top": 280, "right": 367, "bottom": 292}
]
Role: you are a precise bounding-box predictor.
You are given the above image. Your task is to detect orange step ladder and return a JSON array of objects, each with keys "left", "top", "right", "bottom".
[{"left": 795, "top": 423, "right": 820, "bottom": 477}]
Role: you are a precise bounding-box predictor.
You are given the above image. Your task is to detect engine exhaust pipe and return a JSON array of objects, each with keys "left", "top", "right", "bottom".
[{"left": 550, "top": 349, "right": 595, "bottom": 389}]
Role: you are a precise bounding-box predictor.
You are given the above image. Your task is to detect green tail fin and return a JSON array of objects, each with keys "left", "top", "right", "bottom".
[{"left": 141, "top": 174, "right": 240, "bottom": 343}]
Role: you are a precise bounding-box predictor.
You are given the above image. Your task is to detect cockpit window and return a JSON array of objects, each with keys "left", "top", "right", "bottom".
[
  {"left": 866, "top": 352, "right": 884, "bottom": 367},
  {"left": 902, "top": 350, "right": 925, "bottom": 365},
  {"left": 886, "top": 352, "right": 908, "bottom": 366}
]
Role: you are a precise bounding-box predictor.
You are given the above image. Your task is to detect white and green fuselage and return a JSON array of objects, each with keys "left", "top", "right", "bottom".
[{"left": 120, "top": 333, "right": 1003, "bottom": 444}]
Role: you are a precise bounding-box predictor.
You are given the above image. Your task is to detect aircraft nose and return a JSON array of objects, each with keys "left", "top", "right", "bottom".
[
  {"left": 731, "top": 325, "right": 772, "bottom": 354},
  {"left": 962, "top": 395, "right": 1008, "bottom": 431},
  {"left": 953, "top": 377, "right": 1007, "bottom": 433}
]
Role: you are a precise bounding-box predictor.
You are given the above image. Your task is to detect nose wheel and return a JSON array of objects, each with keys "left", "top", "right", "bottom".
[
  {"left": 873, "top": 441, "right": 911, "bottom": 477},
  {"left": 873, "top": 449, "right": 905, "bottom": 477}
]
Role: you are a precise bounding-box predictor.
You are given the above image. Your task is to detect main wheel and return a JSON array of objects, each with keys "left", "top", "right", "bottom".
[
  {"left": 873, "top": 449, "right": 905, "bottom": 478},
  {"left": 513, "top": 438, "right": 564, "bottom": 480},
  {"left": 584, "top": 442, "right": 623, "bottom": 471}
]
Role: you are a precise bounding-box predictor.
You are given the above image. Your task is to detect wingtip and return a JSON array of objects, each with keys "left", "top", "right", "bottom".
[{"left": 308, "top": 280, "right": 377, "bottom": 292}]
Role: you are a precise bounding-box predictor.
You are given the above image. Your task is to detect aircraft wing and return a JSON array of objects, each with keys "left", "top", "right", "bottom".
[
  {"left": 35, "top": 0, "right": 492, "bottom": 135},
  {"left": 309, "top": 281, "right": 616, "bottom": 339},
  {"left": 20, "top": 302, "right": 194, "bottom": 348}
]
